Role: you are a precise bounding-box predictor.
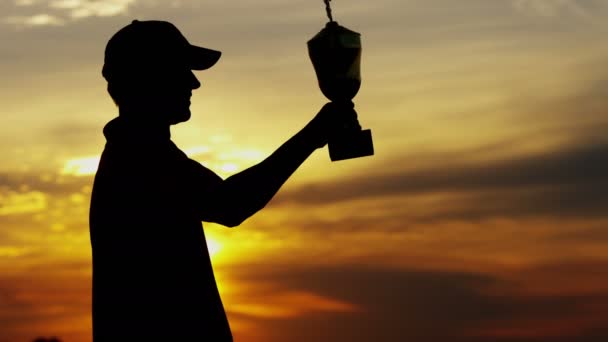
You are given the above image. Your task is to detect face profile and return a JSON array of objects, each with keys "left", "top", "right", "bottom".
[
  {"left": 101, "top": 20, "right": 220, "bottom": 125},
  {"left": 132, "top": 64, "right": 201, "bottom": 124}
]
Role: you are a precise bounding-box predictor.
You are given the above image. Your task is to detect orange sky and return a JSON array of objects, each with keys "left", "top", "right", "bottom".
[{"left": 1, "top": 1, "right": 608, "bottom": 341}]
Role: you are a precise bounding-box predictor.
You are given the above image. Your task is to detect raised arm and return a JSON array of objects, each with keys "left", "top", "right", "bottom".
[{"left": 199, "top": 102, "right": 355, "bottom": 227}]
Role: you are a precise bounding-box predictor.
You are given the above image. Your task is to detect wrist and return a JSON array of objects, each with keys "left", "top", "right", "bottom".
[{"left": 301, "top": 120, "right": 328, "bottom": 150}]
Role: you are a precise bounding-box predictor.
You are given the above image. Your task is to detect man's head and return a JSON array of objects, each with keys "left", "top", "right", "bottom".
[{"left": 102, "top": 20, "right": 221, "bottom": 125}]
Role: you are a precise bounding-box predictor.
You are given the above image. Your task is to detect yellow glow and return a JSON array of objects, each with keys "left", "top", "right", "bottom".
[
  {"left": 230, "top": 291, "right": 359, "bottom": 318},
  {"left": 62, "top": 156, "right": 100, "bottom": 176},
  {"left": 0, "top": 191, "right": 47, "bottom": 216},
  {"left": 183, "top": 145, "right": 211, "bottom": 156},
  {"left": 220, "top": 163, "right": 239, "bottom": 173},
  {"left": 0, "top": 246, "right": 30, "bottom": 258},
  {"left": 50, "top": 223, "right": 66, "bottom": 232},
  {"left": 206, "top": 236, "right": 222, "bottom": 257},
  {"left": 218, "top": 149, "right": 264, "bottom": 161}
]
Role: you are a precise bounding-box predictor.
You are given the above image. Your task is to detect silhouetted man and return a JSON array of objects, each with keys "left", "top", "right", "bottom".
[{"left": 89, "top": 20, "right": 355, "bottom": 341}]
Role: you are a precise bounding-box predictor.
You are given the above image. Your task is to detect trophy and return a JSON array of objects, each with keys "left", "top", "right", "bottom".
[{"left": 308, "top": 0, "right": 374, "bottom": 161}]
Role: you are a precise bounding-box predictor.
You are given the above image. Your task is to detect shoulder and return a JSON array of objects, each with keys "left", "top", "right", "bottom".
[{"left": 169, "top": 142, "right": 223, "bottom": 183}]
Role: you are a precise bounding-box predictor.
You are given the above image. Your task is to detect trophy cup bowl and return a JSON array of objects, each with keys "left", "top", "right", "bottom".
[{"left": 308, "top": 21, "right": 374, "bottom": 162}]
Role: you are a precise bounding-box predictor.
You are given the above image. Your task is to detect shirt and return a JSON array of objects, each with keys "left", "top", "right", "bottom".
[{"left": 89, "top": 117, "right": 232, "bottom": 342}]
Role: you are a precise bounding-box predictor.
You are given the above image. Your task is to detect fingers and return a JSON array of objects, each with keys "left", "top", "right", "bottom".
[
  {"left": 309, "top": 102, "right": 362, "bottom": 150},
  {"left": 323, "top": 101, "right": 355, "bottom": 115}
]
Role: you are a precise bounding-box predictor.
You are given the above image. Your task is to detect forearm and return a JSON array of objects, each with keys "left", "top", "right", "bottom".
[{"left": 219, "top": 125, "right": 318, "bottom": 224}]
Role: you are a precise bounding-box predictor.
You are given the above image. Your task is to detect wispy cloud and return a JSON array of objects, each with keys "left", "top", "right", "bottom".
[
  {"left": 50, "top": 0, "right": 136, "bottom": 19},
  {"left": 513, "top": 0, "right": 589, "bottom": 17},
  {"left": 15, "top": 0, "right": 40, "bottom": 6},
  {"left": 230, "top": 290, "right": 358, "bottom": 319},
  {"left": 3, "top": 13, "right": 64, "bottom": 27},
  {"left": 61, "top": 156, "right": 100, "bottom": 176},
  {"left": 0, "top": 191, "right": 47, "bottom": 216},
  {"left": 276, "top": 138, "right": 608, "bottom": 221},
  {"left": 3, "top": 0, "right": 137, "bottom": 27}
]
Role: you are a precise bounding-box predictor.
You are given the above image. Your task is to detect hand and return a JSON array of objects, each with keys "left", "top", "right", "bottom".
[{"left": 304, "top": 102, "right": 361, "bottom": 149}]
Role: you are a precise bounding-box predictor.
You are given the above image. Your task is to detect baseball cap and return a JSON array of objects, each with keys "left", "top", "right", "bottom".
[{"left": 102, "top": 20, "right": 221, "bottom": 81}]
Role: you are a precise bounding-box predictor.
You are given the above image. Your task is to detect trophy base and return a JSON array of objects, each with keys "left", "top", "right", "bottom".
[{"left": 329, "top": 129, "right": 374, "bottom": 162}]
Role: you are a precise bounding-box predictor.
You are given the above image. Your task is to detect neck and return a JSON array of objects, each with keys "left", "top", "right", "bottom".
[
  {"left": 119, "top": 105, "right": 170, "bottom": 123},
  {"left": 116, "top": 107, "right": 172, "bottom": 139}
]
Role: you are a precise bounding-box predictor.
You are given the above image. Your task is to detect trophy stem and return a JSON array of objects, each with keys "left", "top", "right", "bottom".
[{"left": 327, "top": 106, "right": 374, "bottom": 162}]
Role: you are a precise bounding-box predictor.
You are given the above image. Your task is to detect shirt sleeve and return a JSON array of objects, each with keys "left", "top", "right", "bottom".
[{"left": 177, "top": 152, "right": 227, "bottom": 223}]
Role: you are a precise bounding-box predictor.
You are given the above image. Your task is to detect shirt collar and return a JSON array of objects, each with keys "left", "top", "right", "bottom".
[{"left": 103, "top": 116, "right": 171, "bottom": 144}]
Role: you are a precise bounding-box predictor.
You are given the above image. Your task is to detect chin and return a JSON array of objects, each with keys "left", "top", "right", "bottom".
[{"left": 169, "top": 109, "right": 191, "bottom": 125}]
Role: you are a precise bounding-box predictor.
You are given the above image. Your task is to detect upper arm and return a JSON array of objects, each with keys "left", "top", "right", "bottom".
[{"left": 180, "top": 158, "right": 236, "bottom": 226}]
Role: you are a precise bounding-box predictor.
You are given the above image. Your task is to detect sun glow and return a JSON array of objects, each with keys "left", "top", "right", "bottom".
[
  {"left": 62, "top": 156, "right": 100, "bottom": 176},
  {"left": 206, "top": 236, "right": 222, "bottom": 257}
]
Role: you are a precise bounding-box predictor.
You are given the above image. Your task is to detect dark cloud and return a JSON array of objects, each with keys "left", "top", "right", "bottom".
[
  {"left": 573, "top": 78, "right": 608, "bottom": 115},
  {"left": 227, "top": 263, "right": 608, "bottom": 342},
  {"left": 548, "top": 224, "right": 608, "bottom": 243},
  {"left": 228, "top": 265, "right": 498, "bottom": 342},
  {"left": 0, "top": 270, "right": 91, "bottom": 342},
  {"left": 273, "top": 139, "right": 608, "bottom": 220},
  {"left": 499, "top": 60, "right": 608, "bottom": 143}
]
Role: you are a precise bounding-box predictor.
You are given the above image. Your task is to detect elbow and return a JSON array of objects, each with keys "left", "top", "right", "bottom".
[
  {"left": 221, "top": 211, "right": 255, "bottom": 228},
  {"left": 213, "top": 210, "right": 249, "bottom": 228},
  {"left": 222, "top": 218, "right": 243, "bottom": 228},
  {"left": 209, "top": 194, "right": 267, "bottom": 228},
  {"left": 203, "top": 210, "right": 244, "bottom": 228}
]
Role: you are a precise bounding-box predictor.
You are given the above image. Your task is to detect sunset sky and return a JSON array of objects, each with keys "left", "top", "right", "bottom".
[{"left": 1, "top": 0, "right": 608, "bottom": 341}]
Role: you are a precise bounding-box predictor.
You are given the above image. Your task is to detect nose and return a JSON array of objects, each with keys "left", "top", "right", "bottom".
[{"left": 190, "top": 71, "right": 201, "bottom": 90}]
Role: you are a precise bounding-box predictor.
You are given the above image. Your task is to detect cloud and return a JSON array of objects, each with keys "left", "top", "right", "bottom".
[
  {"left": 230, "top": 290, "right": 359, "bottom": 319},
  {"left": 227, "top": 263, "right": 608, "bottom": 342},
  {"left": 16, "top": 0, "right": 36, "bottom": 5},
  {"left": 61, "top": 156, "right": 100, "bottom": 176},
  {"left": 50, "top": 0, "right": 136, "bottom": 19},
  {"left": 0, "top": 191, "right": 47, "bottom": 216},
  {"left": 3, "top": 0, "right": 137, "bottom": 28},
  {"left": 0, "top": 266, "right": 91, "bottom": 342},
  {"left": 225, "top": 264, "right": 495, "bottom": 342},
  {"left": 3, "top": 13, "right": 64, "bottom": 27},
  {"left": 0, "top": 246, "right": 32, "bottom": 257},
  {"left": 512, "top": 0, "right": 590, "bottom": 17},
  {"left": 0, "top": 172, "right": 90, "bottom": 197},
  {"left": 275, "top": 138, "right": 608, "bottom": 221}
]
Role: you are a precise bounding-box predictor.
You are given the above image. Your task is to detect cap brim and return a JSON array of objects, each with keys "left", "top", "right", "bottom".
[{"left": 189, "top": 45, "right": 221, "bottom": 70}]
